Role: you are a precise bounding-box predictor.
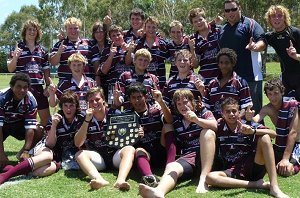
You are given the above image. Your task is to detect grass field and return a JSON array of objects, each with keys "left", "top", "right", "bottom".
[{"left": 1, "top": 62, "right": 300, "bottom": 198}]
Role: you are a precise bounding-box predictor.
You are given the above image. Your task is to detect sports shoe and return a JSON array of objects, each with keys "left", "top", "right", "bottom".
[{"left": 142, "top": 174, "right": 160, "bottom": 187}]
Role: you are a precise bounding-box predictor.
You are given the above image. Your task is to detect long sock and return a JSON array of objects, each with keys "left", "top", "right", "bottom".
[
  {"left": 136, "top": 155, "right": 152, "bottom": 176},
  {"left": 165, "top": 131, "right": 176, "bottom": 164},
  {"left": 1, "top": 165, "right": 14, "bottom": 173},
  {"left": 0, "top": 158, "right": 33, "bottom": 184}
]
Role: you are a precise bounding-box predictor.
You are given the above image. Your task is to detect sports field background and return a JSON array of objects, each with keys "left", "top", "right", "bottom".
[{"left": 1, "top": 62, "right": 300, "bottom": 198}]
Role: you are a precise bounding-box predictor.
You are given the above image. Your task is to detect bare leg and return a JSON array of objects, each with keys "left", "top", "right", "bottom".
[
  {"left": 114, "top": 146, "right": 135, "bottom": 191},
  {"left": 206, "top": 171, "right": 270, "bottom": 189},
  {"left": 32, "top": 161, "right": 57, "bottom": 177},
  {"left": 196, "top": 129, "right": 215, "bottom": 193},
  {"left": 256, "top": 135, "right": 289, "bottom": 198},
  {"left": 139, "top": 161, "right": 184, "bottom": 198},
  {"left": 75, "top": 150, "right": 109, "bottom": 189},
  {"left": 38, "top": 108, "right": 51, "bottom": 127}
]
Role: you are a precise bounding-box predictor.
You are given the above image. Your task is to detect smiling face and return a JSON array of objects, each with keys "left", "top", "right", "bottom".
[
  {"left": 218, "top": 55, "right": 234, "bottom": 75},
  {"left": 269, "top": 9, "right": 286, "bottom": 32},
  {"left": 25, "top": 25, "right": 38, "bottom": 42},
  {"left": 175, "top": 54, "right": 191, "bottom": 74},
  {"left": 191, "top": 15, "right": 207, "bottom": 32},
  {"left": 129, "top": 92, "right": 147, "bottom": 113},
  {"left": 66, "top": 24, "right": 80, "bottom": 41},
  {"left": 224, "top": 2, "right": 241, "bottom": 25},
  {"left": 12, "top": 80, "right": 29, "bottom": 101},
  {"left": 170, "top": 25, "right": 183, "bottom": 44},
  {"left": 87, "top": 92, "right": 105, "bottom": 113},
  {"left": 145, "top": 22, "right": 157, "bottom": 38},
  {"left": 222, "top": 104, "right": 239, "bottom": 125},
  {"left": 130, "top": 14, "right": 144, "bottom": 31},
  {"left": 110, "top": 31, "right": 124, "bottom": 46},
  {"left": 134, "top": 55, "right": 150, "bottom": 73},
  {"left": 69, "top": 61, "right": 84, "bottom": 77}
]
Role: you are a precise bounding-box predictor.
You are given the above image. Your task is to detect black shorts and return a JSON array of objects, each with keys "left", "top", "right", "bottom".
[
  {"left": 30, "top": 85, "right": 49, "bottom": 110},
  {"left": 224, "top": 154, "right": 266, "bottom": 181},
  {"left": 176, "top": 151, "right": 201, "bottom": 180},
  {"left": 2, "top": 121, "right": 27, "bottom": 141},
  {"left": 98, "top": 147, "right": 118, "bottom": 170},
  {"left": 135, "top": 142, "right": 166, "bottom": 168}
]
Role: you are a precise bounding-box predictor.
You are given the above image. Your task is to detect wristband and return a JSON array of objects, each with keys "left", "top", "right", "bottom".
[
  {"left": 84, "top": 119, "right": 90, "bottom": 123},
  {"left": 253, "top": 128, "right": 257, "bottom": 135}
]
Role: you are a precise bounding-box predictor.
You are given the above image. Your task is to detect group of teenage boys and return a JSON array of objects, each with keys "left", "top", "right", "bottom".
[{"left": 0, "top": 0, "right": 300, "bottom": 197}]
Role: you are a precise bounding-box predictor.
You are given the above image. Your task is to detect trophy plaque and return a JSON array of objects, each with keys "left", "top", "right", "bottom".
[{"left": 106, "top": 113, "right": 140, "bottom": 148}]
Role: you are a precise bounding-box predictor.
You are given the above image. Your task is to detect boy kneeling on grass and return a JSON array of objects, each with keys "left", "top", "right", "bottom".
[{"left": 206, "top": 97, "right": 289, "bottom": 198}]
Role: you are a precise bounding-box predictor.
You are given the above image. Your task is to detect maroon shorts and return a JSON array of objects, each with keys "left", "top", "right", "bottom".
[
  {"left": 30, "top": 85, "right": 49, "bottom": 110},
  {"left": 224, "top": 154, "right": 266, "bottom": 181}
]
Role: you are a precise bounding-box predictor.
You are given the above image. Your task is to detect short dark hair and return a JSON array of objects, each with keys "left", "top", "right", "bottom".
[
  {"left": 221, "top": 97, "right": 239, "bottom": 111},
  {"left": 59, "top": 90, "right": 81, "bottom": 114},
  {"left": 216, "top": 48, "right": 237, "bottom": 66},
  {"left": 264, "top": 78, "right": 285, "bottom": 95},
  {"left": 129, "top": 8, "right": 145, "bottom": 20},
  {"left": 10, "top": 73, "right": 31, "bottom": 88},
  {"left": 224, "top": 0, "right": 240, "bottom": 7},
  {"left": 91, "top": 21, "right": 108, "bottom": 40},
  {"left": 126, "top": 82, "right": 147, "bottom": 97}
]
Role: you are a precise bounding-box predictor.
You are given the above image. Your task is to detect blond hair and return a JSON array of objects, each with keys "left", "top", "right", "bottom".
[
  {"left": 134, "top": 48, "right": 152, "bottom": 62},
  {"left": 265, "top": 5, "right": 291, "bottom": 27},
  {"left": 64, "top": 17, "right": 82, "bottom": 29},
  {"left": 169, "top": 20, "right": 183, "bottom": 32},
  {"left": 21, "top": 19, "right": 42, "bottom": 42},
  {"left": 67, "top": 53, "right": 87, "bottom": 66},
  {"left": 144, "top": 16, "right": 159, "bottom": 27}
]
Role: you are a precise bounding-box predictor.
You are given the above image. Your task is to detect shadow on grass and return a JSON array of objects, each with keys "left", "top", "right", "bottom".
[
  {"left": 208, "top": 186, "right": 270, "bottom": 197},
  {"left": 64, "top": 169, "right": 90, "bottom": 182}
]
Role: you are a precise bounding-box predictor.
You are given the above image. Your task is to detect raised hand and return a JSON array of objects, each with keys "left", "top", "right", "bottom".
[
  {"left": 58, "top": 40, "right": 67, "bottom": 54},
  {"left": 126, "top": 37, "right": 137, "bottom": 52},
  {"left": 286, "top": 40, "right": 298, "bottom": 60},
  {"left": 152, "top": 83, "right": 163, "bottom": 103},
  {"left": 85, "top": 106, "right": 94, "bottom": 122},
  {"left": 51, "top": 113, "right": 62, "bottom": 126},
  {"left": 13, "top": 42, "right": 23, "bottom": 59},
  {"left": 103, "top": 9, "right": 112, "bottom": 26},
  {"left": 183, "top": 105, "right": 198, "bottom": 123},
  {"left": 57, "top": 28, "right": 65, "bottom": 41},
  {"left": 47, "top": 77, "right": 57, "bottom": 96},
  {"left": 110, "top": 42, "right": 117, "bottom": 56},
  {"left": 188, "top": 37, "right": 196, "bottom": 51},
  {"left": 194, "top": 75, "right": 205, "bottom": 95},
  {"left": 245, "top": 37, "right": 257, "bottom": 51},
  {"left": 239, "top": 120, "right": 254, "bottom": 135}
]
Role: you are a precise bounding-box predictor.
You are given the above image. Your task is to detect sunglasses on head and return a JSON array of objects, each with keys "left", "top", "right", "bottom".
[{"left": 224, "top": 7, "right": 238, "bottom": 13}]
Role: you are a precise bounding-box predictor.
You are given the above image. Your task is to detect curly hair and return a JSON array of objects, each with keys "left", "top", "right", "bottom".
[
  {"left": 264, "top": 78, "right": 285, "bottom": 95},
  {"left": 21, "top": 19, "right": 42, "bottom": 42},
  {"left": 216, "top": 48, "right": 237, "bottom": 66},
  {"left": 265, "top": 5, "right": 291, "bottom": 27}
]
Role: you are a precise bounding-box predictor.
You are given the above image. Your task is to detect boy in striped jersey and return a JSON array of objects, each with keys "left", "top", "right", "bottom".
[
  {"left": 206, "top": 97, "right": 288, "bottom": 198},
  {"left": 250, "top": 78, "right": 300, "bottom": 176}
]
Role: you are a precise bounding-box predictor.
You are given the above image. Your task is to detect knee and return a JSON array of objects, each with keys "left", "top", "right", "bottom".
[
  {"left": 201, "top": 129, "right": 216, "bottom": 142},
  {"left": 121, "top": 146, "right": 135, "bottom": 157},
  {"left": 205, "top": 172, "right": 218, "bottom": 186},
  {"left": 258, "top": 134, "right": 272, "bottom": 145},
  {"left": 75, "top": 150, "right": 85, "bottom": 161},
  {"left": 135, "top": 148, "right": 147, "bottom": 157}
]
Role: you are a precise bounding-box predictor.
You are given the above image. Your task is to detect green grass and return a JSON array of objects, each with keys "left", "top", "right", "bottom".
[{"left": 1, "top": 62, "right": 300, "bottom": 197}]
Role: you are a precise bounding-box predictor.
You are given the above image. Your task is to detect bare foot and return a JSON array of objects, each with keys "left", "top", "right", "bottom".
[
  {"left": 114, "top": 180, "right": 130, "bottom": 191},
  {"left": 255, "top": 179, "right": 270, "bottom": 189},
  {"left": 195, "top": 179, "right": 209, "bottom": 193},
  {"left": 89, "top": 178, "right": 109, "bottom": 190},
  {"left": 270, "top": 185, "right": 289, "bottom": 198},
  {"left": 138, "top": 183, "right": 164, "bottom": 198}
]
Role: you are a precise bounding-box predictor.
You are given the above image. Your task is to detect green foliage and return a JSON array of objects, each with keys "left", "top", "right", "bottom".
[{"left": 0, "top": 51, "right": 9, "bottom": 73}]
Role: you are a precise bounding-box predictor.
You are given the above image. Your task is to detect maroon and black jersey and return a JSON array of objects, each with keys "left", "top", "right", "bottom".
[
  {"left": 51, "top": 38, "right": 94, "bottom": 79},
  {"left": 166, "top": 37, "right": 190, "bottom": 78},
  {"left": 275, "top": 97, "right": 299, "bottom": 152},
  {"left": 118, "top": 70, "right": 160, "bottom": 109},
  {"left": 217, "top": 118, "right": 266, "bottom": 169},
  {"left": 190, "top": 24, "right": 221, "bottom": 85},
  {"left": 56, "top": 76, "right": 96, "bottom": 111},
  {"left": 203, "top": 72, "right": 253, "bottom": 119},
  {"left": 173, "top": 108, "right": 214, "bottom": 155},
  {"left": 163, "top": 71, "right": 202, "bottom": 108},
  {"left": 45, "top": 112, "right": 85, "bottom": 162},
  {"left": 12, "top": 41, "right": 49, "bottom": 85},
  {"left": 135, "top": 36, "right": 169, "bottom": 88}
]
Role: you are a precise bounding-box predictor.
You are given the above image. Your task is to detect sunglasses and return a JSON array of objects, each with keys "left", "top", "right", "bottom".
[{"left": 224, "top": 7, "right": 238, "bottom": 13}]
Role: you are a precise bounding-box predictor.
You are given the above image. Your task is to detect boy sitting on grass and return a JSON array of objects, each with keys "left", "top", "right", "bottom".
[
  {"left": 206, "top": 97, "right": 289, "bottom": 198},
  {"left": 249, "top": 78, "right": 300, "bottom": 176}
]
